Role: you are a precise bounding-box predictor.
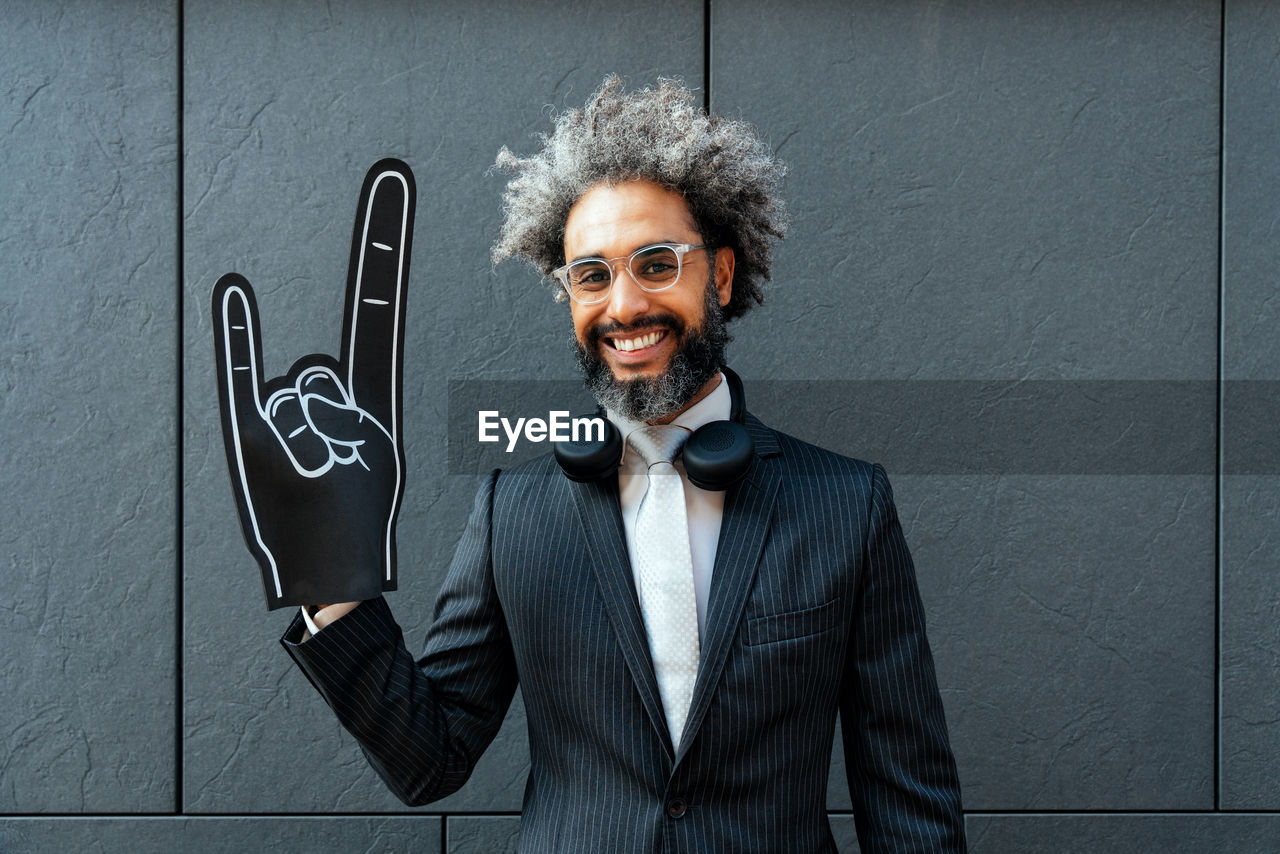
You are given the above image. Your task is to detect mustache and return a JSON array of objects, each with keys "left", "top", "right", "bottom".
[{"left": 585, "top": 313, "right": 685, "bottom": 349}]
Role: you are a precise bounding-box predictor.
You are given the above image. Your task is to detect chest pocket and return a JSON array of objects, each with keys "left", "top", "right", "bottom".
[{"left": 743, "top": 595, "right": 844, "bottom": 646}]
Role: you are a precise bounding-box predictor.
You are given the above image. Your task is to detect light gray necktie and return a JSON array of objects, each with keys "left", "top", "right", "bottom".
[{"left": 628, "top": 424, "right": 700, "bottom": 749}]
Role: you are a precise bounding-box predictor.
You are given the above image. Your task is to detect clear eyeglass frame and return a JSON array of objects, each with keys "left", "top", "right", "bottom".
[{"left": 551, "top": 242, "right": 710, "bottom": 305}]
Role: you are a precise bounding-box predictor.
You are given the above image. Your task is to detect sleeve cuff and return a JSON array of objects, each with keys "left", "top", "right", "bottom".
[{"left": 300, "top": 605, "right": 320, "bottom": 640}]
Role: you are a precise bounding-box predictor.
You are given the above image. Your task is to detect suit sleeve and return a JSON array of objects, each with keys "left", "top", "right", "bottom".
[
  {"left": 839, "top": 463, "right": 967, "bottom": 853},
  {"left": 280, "top": 470, "right": 517, "bottom": 806}
]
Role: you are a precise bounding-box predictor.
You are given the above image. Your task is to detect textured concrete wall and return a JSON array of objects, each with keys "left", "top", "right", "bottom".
[
  {"left": 1220, "top": 0, "right": 1280, "bottom": 814},
  {"left": 0, "top": 0, "right": 178, "bottom": 814},
  {"left": 2, "top": 0, "right": 1278, "bottom": 851}
]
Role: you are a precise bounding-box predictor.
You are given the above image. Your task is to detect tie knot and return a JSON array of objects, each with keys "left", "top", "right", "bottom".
[{"left": 628, "top": 424, "right": 690, "bottom": 468}]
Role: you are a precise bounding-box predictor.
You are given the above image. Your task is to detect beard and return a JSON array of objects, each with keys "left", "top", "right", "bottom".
[{"left": 572, "top": 276, "right": 730, "bottom": 423}]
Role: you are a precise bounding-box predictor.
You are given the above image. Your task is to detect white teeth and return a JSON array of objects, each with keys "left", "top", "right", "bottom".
[{"left": 612, "top": 331, "right": 663, "bottom": 352}]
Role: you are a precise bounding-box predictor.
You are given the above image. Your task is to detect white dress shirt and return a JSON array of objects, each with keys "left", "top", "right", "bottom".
[{"left": 302, "top": 372, "right": 731, "bottom": 640}]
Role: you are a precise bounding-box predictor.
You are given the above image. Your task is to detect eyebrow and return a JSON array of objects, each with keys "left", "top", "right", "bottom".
[{"left": 569, "top": 239, "right": 687, "bottom": 264}]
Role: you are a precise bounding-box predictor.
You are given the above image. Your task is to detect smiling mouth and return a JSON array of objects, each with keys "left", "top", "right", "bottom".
[{"left": 606, "top": 329, "right": 668, "bottom": 353}]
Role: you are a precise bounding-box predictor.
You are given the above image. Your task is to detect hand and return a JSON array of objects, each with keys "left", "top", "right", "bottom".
[{"left": 212, "top": 160, "right": 416, "bottom": 610}]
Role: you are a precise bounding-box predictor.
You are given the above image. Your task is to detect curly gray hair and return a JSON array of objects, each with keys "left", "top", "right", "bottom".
[{"left": 491, "top": 75, "right": 788, "bottom": 321}]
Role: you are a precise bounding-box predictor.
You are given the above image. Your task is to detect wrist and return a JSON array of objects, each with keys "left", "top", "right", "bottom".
[{"left": 310, "top": 601, "right": 360, "bottom": 630}]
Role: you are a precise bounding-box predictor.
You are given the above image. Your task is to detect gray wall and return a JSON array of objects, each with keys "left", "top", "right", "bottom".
[{"left": 1, "top": 0, "right": 1276, "bottom": 851}]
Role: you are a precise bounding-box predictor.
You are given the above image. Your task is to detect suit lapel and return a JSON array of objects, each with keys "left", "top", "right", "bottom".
[
  {"left": 676, "top": 414, "right": 782, "bottom": 762},
  {"left": 568, "top": 413, "right": 784, "bottom": 764},
  {"left": 568, "top": 474, "right": 676, "bottom": 758}
]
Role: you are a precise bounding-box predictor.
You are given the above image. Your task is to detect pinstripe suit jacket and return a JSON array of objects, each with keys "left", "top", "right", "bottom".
[{"left": 281, "top": 412, "right": 966, "bottom": 852}]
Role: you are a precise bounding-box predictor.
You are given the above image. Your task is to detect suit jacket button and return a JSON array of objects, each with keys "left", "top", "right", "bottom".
[{"left": 666, "top": 798, "right": 687, "bottom": 819}]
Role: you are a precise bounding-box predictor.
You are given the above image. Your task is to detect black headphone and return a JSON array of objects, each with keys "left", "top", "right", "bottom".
[{"left": 554, "top": 366, "right": 754, "bottom": 490}]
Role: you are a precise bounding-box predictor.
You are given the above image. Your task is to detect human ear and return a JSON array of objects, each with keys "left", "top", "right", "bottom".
[{"left": 714, "top": 246, "right": 735, "bottom": 307}]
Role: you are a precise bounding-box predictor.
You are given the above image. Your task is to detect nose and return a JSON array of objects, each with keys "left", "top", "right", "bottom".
[{"left": 603, "top": 262, "right": 652, "bottom": 325}]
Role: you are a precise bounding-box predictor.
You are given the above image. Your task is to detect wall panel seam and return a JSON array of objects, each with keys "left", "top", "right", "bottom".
[
  {"left": 1214, "top": 0, "right": 1227, "bottom": 814},
  {"left": 175, "top": 0, "right": 186, "bottom": 817}
]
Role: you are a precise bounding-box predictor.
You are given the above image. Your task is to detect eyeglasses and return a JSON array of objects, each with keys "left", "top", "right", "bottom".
[{"left": 551, "top": 242, "right": 709, "bottom": 305}]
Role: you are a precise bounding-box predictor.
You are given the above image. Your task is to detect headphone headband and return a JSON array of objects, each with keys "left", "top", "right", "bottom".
[{"left": 720, "top": 365, "right": 746, "bottom": 425}]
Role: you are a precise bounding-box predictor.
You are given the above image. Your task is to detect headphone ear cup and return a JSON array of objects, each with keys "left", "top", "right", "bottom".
[
  {"left": 683, "top": 420, "right": 753, "bottom": 491},
  {"left": 554, "top": 417, "right": 623, "bottom": 483}
]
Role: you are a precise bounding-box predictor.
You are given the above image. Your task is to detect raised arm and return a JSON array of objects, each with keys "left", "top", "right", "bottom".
[{"left": 280, "top": 471, "right": 519, "bottom": 805}]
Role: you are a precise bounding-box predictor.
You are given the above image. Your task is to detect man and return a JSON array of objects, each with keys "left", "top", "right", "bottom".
[{"left": 255, "top": 77, "right": 965, "bottom": 851}]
